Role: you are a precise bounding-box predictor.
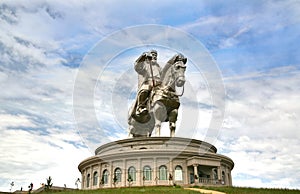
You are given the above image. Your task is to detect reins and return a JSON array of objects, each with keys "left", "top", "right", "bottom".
[{"left": 176, "top": 85, "right": 185, "bottom": 97}]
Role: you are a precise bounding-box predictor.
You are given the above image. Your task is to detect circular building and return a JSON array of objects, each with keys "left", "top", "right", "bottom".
[{"left": 78, "top": 137, "right": 234, "bottom": 189}]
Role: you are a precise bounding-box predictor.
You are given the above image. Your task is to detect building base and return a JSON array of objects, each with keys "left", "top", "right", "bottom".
[{"left": 78, "top": 137, "right": 234, "bottom": 189}]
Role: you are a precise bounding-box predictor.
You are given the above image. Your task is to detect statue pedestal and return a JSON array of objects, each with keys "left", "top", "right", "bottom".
[{"left": 78, "top": 137, "right": 234, "bottom": 189}]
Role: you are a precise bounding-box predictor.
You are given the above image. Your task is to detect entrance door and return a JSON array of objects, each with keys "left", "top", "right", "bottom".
[{"left": 190, "top": 173, "right": 194, "bottom": 184}]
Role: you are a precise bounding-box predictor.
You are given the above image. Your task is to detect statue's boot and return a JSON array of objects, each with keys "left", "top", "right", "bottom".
[
  {"left": 136, "top": 106, "right": 147, "bottom": 116},
  {"left": 136, "top": 90, "right": 149, "bottom": 116}
]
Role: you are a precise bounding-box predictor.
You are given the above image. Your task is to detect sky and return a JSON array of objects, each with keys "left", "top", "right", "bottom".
[{"left": 1, "top": 0, "right": 300, "bottom": 191}]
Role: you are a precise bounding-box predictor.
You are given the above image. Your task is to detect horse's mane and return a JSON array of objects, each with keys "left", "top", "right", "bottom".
[
  {"left": 160, "top": 54, "right": 186, "bottom": 82},
  {"left": 160, "top": 62, "right": 173, "bottom": 82},
  {"left": 161, "top": 54, "right": 179, "bottom": 82}
]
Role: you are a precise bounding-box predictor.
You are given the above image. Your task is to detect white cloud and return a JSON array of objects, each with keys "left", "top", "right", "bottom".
[
  {"left": 0, "top": 114, "right": 36, "bottom": 129},
  {"left": 0, "top": 2, "right": 89, "bottom": 190},
  {"left": 216, "top": 66, "right": 300, "bottom": 188},
  {"left": 222, "top": 136, "right": 300, "bottom": 189},
  {"left": 0, "top": 128, "right": 90, "bottom": 192},
  {"left": 181, "top": 0, "right": 300, "bottom": 50},
  {"left": 0, "top": 67, "right": 90, "bottom": 190},
  {"left": 222, "top": 66, "right": 300, "bottom": 139}
]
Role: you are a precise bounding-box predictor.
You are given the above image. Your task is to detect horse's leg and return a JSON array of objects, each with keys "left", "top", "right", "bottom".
[
  {"left": 127, "top": 117, "right": 134, "bottom": 137},
  {"left": 169, "top": 109, "right": 178, "bottom": 137},
  {"left": 153, "top": 105, "right": 162, "bottom": 137},
  {"left": 153, "top": 101, "right": 167, "bottom": 136},
  {"left": 155, "top": 122, "right": 161, "bottom": 136}
]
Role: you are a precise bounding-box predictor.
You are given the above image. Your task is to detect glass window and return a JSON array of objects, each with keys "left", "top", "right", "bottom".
[
  {"left": 128, "top": 166, "right": 136, "bottom": 181},
  {"left": 93, "top": 171, "right": 98, "bottom": 186},
  {"left": 86, "top": 174, "right": 90, "bottom": 187},
  {"left": 103, "top": 170, "right": 109, "bottom": 184},
  {"left": 159, "top": 165, "right": 167, "bottom": 180},
  {"left": 174, "top": 165, "right": 183, "bottom": 181},
  {"left": 114, "top": 168, "right": 122, "bottom": 183},
  {"left": 143, "top": 166, "right": 152, "bottom": 181}
]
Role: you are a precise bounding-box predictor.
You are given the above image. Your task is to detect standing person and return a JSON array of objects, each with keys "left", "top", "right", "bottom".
[
  {"left": 28, "top": 183, "right": 33, "bottom": 193},
  {"left": 134, "top": 50, "right": 161, "bottom": 116}
]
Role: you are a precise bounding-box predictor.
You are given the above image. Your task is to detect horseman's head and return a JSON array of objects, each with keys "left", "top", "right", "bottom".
[
  {"left": 172, "top": 54, "right": 187, "bottom": 87},
  {"left": 150, "top": 50, "right": 158, "bottom": 61}
]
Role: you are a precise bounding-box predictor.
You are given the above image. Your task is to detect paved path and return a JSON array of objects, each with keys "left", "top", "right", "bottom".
[{"left": 184, "top": 188, "right": 226, "bottom": 194}]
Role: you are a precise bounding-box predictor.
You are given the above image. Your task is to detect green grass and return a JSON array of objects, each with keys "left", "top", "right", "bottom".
[
  {"left": 202, "top": 186, "right": 300, "bottom": 194},
  {"left": 45, "top": 186, "right": 199, "bottom": 194},
  {"left": 44, "top": 186, "right": 300, "bottom": 194}
]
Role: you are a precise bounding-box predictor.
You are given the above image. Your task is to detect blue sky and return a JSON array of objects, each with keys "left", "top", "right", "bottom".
[{"left": 1, "top": 0, "right": 300, "bottom": 191}]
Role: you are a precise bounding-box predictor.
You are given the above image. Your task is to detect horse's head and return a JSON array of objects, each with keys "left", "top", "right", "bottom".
[
  {"left": 171, "top": 60, "right": 186, "bottom": 87},
  {"left": 161, "top": 54, "right": 187, "bottom": 92}
]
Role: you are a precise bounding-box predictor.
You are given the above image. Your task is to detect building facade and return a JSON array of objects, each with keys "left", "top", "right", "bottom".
[{"left": 78, "top": 137, "right": 234, "bottom": 189}]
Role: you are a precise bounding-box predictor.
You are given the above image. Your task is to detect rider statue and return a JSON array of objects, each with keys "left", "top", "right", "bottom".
[
  {"left": 128, "top": 50, "right": 187, "bottom": 137},
  {"left": 134, "top": 50, "right": 161, "bottom": 116}
]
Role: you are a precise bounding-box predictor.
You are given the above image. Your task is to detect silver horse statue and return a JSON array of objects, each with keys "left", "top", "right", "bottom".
[{"left": 128, "top": 53, "right": 187, "bottom": 137}]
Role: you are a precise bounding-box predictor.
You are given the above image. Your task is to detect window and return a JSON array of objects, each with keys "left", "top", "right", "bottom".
[
  {"left": 143, "top": 166, "right": 152, "bottom": 181},
  {"left": 93, "top": 171, "right": 98, "bottom": 186},
  {"left": 114, "top": 168, "right": 122, "bottom": 183},
  {"left": 86, "top": 174, "right": 90, "bottom": 187},
  {"left": 159, "top": 165, "right": 167, "bottom": 180},
  {"left": 103, "top": 170, "right": 109, "bottom": 184},
  {"left": 174, "top": 165, "right": 183, "bottom": 181},
  {"left": 128, "top": 166, "right": 136, "bottom": 181}
]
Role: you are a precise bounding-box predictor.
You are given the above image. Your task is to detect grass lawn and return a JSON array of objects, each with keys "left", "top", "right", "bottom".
[
  {"left": 45, "top": 186, "right": 199, "bottom": 194},
  {"left": 43, "top": 186, "right": 300, "bottom": 194},
  {"left": 202, "top": 186, "right": 300, "bottom": 194}
]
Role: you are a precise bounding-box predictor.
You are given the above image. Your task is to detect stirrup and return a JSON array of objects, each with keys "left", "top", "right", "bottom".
[{"left": 136, "top": 107, "right": 148, "bottom": 116}]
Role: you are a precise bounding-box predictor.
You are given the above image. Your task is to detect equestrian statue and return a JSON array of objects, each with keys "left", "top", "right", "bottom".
[{"left": 128, "top": 50, "right": 187, "bottom": 137}]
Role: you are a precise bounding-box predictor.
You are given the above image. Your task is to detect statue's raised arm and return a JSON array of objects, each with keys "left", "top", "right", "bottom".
[{"left": 134, "top": 52, "right": 152, "bottom": 74}]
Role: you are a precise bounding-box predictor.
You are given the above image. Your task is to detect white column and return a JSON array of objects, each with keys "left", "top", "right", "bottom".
[
  {"left": 184, "top": 166, "right": 188, "bottom": 184},
  {"left": 109, "top": 162, "right": 113, "bottom": 187},
  {"left": 153, "top": 158, "right": 157, "bottom": 185},
  {"left": 90, "top": 166, "right": 93, "bottom": 188},
  {"left": 82, "top": 169, "right": 85, "bottom": 189},
  {"left": 122, "top": 161, "right": 126, "bottom": 187},
  {"left": 224, "top": 166, "right": 228, "bottom": 185},
  {"left": 169, "top": 159, "right": 173, "bottom": 175},
  {"left": 98, "top": 164, "right": 102, "bottom": 188},
  {"left": 169, "top": 159, "right": 173, "bottom": 184},
  {"left": 193, "top": 164, "right": 198, "bottom": 183},
  {"left": 137, "top": 158, "right": 141, "bottom": 186},
  {"left": 91, "top": 166, "right": 94, "bottom": 189},
  {"left": 217, "top": 166, "right": 221, "bottom": 184},
  {"left": 229, "top": 170, "right": 232, "bottom": 186}
]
